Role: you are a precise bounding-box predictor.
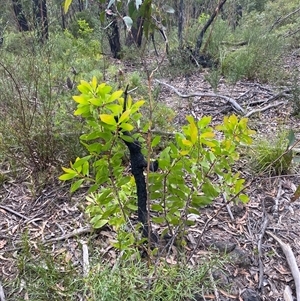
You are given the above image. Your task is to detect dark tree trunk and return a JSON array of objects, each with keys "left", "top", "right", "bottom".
[
  {"left": 78, "top": 0, "right": 84, "bottom": 11},
  {"left": 194, "top": 0, "right": 227, "bottom": 55},
  {"left": 12, "top": 0, "right": 29, "bottom": 32},
  {"left": 177, "top": 0, "right": 184, "bottom": 48},
  {"left": 125, "top": 16, "right": 144, "bottom": 47},
  {"left": 33, "top": 0, "right": 48, "bottom": 42},
  {"left": 61, "top": 5, "right": 66, "bottom": 30},
  {"left": 106, "top": 13, "right": 121, "bottom": 59},
  {"left": 120, "top": 87, "right": 158, "bottom": 240}
]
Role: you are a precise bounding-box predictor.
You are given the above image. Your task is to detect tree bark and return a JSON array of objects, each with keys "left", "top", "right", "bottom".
[
  {"left": 106, "top": 13, "right": 121, "bottom": 59},
  {"left": 12, "top": 0, "right": 29, "bottom": 32},
  {"left": 194, "top": 0, "right": 227, "bottom": 55},
  {"left": 177, "top": 0, "right": 184, "bottom": 48}
]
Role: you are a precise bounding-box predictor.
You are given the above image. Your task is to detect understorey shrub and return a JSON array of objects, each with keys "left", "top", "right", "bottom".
[{"left": 60, "top": 77, "right": 255, "bottom": 255}]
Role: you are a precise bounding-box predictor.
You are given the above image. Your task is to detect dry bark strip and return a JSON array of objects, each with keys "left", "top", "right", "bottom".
[{"left": 266, "top": 231, "right": 300, "bottom": 301}]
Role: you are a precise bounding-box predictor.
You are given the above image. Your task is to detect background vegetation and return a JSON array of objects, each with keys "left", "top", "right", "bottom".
[{"left": 0, "top": 0, "right": 300, "bottom": 299}]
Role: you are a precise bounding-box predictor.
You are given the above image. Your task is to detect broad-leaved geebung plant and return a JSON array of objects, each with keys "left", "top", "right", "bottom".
[{"left": 60, "top": 77, "right": 255, "bottom": 252}]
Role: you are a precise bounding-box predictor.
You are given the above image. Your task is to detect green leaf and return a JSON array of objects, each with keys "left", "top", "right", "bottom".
[
  {"left": 72, "top": 156, "right": 91, "bottom": 169},
  {"left": 71, "top": 179, "right": 84, "bottom": 192},
  {"left": 64, "top": 0, "right": 72, "bottom": 13},
  {"left": 73, "top": 95, "right": 89, "bottom": 104},
  {"left": 87, "top": 184, "right": 99, "bottom": 194},
  {"left": 74, "top": 105, "right": 90, "bottom": 116},
  {"left": 239, "top": 194, "right": 249, "bottom": 203},
  {"left": 151, "top": 136, "right": 161, "bottom": 147},
  {"left": 108, "top": 90, "right": 123, "bottom": 102},
  {"left": 100, "top": 114, "right": 117, "bottom": 125},
  {"left": 191, "top": 195, "right": 212, "bottom": 206},
  {"left": 119, "top": 123, "right": 134, "bottom": 131},
  {"left": 202, "top": 181, "right": 220, "bottom": 198},
  {"left": 59, "top": 173, "right": 77, "bottom": 181},
  {"left": 61, "top": 167, "right": 77, "bottom": 174},
  {"left": 152, "top": 216, "right": 165, "bottom": 223},
  {"left": 123, "top": 16, "right": 133, "bottom": 30},
  {"left": 89, "top": 98, "right": 102, "bottom": 106},
  {"left": 151, "top": 204, "right": 163, "bottom": 211},
  {"left": 287, "top": 130, "right": 295, "bottom": 147},
  {"left": 93, "top": 218, "right": 109, "bottom": 229},
  {"left": 119, "top": 110, "right": 131, "bottom": 123},
  {"left": 198, "top": 116, "right": 212, "bottom": 129},
  {"left": 121, "top": 134, "right": 134, "bottom": 142},
  {"left": 106, "top": 104, "right": 123, "bottom": 115},
  {"left": 131, "top": 100, "right": 145, "bottom": 112},
  {"left": 77, "top": 80, "right": 92, "bottom": 94}
]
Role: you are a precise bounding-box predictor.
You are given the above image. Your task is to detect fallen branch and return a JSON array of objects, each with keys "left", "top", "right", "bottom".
[
  {"left": 155, "top": 79, "right": 245, "bottom": 115},
  {"left": 43, "top": 226, "right": 93, "bottom": 244},
  {"left": 245, "top": 101, "right": 288, "bottom": 117},
  {"left": 266, "top": 231, "right": 300, "bottom": 301}
]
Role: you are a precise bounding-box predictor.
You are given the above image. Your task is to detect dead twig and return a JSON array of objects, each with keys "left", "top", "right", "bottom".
[
  {"left": 81, "top": 240, "right": 90, "bottom": 277},
  {"left": 43, "top": 226, "right": 93, "bottom": 244},
  {"left": 0, "top": 281, "right": 5, "bottom": 301},
  {"left": 209, "top": 269, "right": 220, "bottom": 301},
  {"left": 258, "top": 211, "right": 269, "bottom": 290},
  {"left": 245, "top": 101, "right": 288, "bottom": 117},
  {"left": 155, "top": 79, "right": 245, "bottom": 115},
  {"left": 274, "top": 180, "right": 283, "bottom": 216},
  {"left": 0, "top": 205, "right": 39, "bottom": 227},
  {"left": 266, "top": 231, "right": 300, "bottom": 301}
]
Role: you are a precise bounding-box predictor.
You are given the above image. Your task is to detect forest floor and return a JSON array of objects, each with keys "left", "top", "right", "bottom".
[{"left": 1, "top": 51, "right": 300, "bottom": 301}]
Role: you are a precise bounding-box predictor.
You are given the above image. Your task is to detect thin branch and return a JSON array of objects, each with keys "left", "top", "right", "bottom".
[{"left": 0, "top": 205, "right": 39, "bottom": 227}]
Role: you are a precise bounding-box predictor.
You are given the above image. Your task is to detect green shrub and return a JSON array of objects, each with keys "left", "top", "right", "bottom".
[
  {"left": 68, "top": 11, "right": 98, "bottom": 38},
  {"left": 60, "top": 78, "right": 255, "bottom": 254}
]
